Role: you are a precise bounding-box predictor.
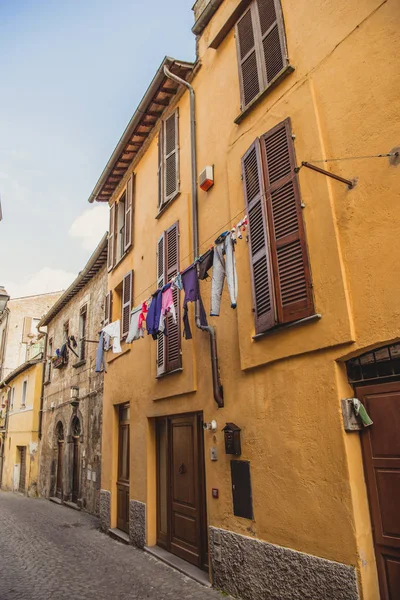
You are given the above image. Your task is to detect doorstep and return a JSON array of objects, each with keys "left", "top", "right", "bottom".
[
  {"left": 108, "top": 528, "right": 130, "bottom": 544},
  {"left": 49, "top": 497, "right": 62, "bottom": 505},
  {"left": 144, "top": 546, "right": 211, "bottom": 588},
  {"left": 64, "top": 501, "right": 81, "bottom": 511}
]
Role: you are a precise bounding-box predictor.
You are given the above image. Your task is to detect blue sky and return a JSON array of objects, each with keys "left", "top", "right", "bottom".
[{"left": 0, "top": 0, "right": 195, "bottom": 298}]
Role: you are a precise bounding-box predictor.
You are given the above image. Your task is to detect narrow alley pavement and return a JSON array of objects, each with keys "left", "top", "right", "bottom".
[{"left": 0, "top": 492, "right": 225, "bottom": 600}]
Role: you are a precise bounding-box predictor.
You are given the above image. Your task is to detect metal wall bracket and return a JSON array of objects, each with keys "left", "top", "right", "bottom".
[{"left": 296, "top": 162, "right": 356, "bottom": 189}]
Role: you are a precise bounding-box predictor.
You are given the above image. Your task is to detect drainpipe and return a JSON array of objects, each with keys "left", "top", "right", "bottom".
[
  {"left": 38, "top": 328, "right": 48, "bottom": 440},
  {"left": 163, "top": 65, "right": 224, "bottom": 408},
  {"left": 0, "top": 382, "right": 11, "bottom": 487}
]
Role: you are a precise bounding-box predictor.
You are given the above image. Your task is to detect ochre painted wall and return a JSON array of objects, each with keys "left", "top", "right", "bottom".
[
  {"left": 101, "top": 1, "right": 399, "bottom": 597},
  {"left": 2, "top": 362, "right": 42, "bottom": 496}
]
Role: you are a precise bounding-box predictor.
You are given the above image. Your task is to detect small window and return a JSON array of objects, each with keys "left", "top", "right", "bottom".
[
  {"left": 46, "top": 338, "right": 53, "bottom": 382},
  {"left": 107, "top": 175, "right": 134, "bottom": 271},
  {"left": 10, "top": 386, "right": 15, "bottom": 410},
  {"left": 116, "top": 192, "right": 126, "bottom": 264},
  {"left": 21, "top": 380, "right": 27, "bottom": 407},
  {"left": 79, "top": 305, "right": 87, "bottom": 361},
  {"left": 62, "top": 322, "right": 69, "bottom": 364},
  {"left": 235, "top": 0, "right": 290, "bottom": 111},
  {"left": 158, "top": 110, "right": 179, "bottom": 210}
]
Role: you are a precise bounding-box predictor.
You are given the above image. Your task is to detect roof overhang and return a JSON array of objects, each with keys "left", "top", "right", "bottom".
[
  {"left": 88, "top": 56, "right": 195, "bottom": 204},
  {"left": 0, "top": 357, "right": 43, "bottom": 389},
  {"left": 38, "top": 233, "right": 108, "bottom": 328}
]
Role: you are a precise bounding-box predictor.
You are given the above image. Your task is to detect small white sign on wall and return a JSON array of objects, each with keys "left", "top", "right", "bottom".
[{"left": 87, "top": 469, "right": 92, "bottom": 481}]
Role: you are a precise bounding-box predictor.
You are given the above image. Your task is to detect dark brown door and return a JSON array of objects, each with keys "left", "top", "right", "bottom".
[
  {"left": 356, "top": 382, "right": 400, "bottom": 600},
  {"left": 156, "top": 413, "right": 208, "bottom": 570},
  {"left": 18, "top": 447, "right": 26, "bottom": 493},
  {"left": 56, "top": 441, "right": 63, "bottom": 499},
  {"left": 71, "top": 437, "right": 79, "bottom": 503},
  {"left": 117, "top": 404, "right": 130, "bottom": 534}
]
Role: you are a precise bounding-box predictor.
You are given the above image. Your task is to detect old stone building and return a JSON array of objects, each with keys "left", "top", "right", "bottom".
[
  {"left": 37, "top": 235, "right": 107, "bottom": 515},
  {"left": 0, "top": 291, "right": 62, "bottom": 381}
]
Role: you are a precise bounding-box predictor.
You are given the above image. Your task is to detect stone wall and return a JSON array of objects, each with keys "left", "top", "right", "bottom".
[
  {"left": 209, "top": 527, "right": 359, "bottom": 600},
  {"left": 38, "top": 263, "right": 106, "bottom": 515}
]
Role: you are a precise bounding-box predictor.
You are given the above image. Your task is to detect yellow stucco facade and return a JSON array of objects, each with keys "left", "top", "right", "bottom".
[
  {"left": 0, "top": 360, "right": 43, "bottom": 496},
  {"left": 97, "top": 1, "right": 399, "bottom": 598}
]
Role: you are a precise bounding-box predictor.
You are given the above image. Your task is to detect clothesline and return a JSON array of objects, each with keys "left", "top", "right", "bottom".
[{"left": 132, "top": 206, "right": 247, "bottom": 304}]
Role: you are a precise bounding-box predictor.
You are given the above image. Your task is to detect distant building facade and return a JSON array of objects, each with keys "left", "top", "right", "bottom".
[{"left": 37, "top": 236, "right": 107, "bottom": 515}]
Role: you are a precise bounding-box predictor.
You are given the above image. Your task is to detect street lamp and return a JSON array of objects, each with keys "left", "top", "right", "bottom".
[
  {"left": 70, "top": 386, "right": 80, "bottom": 408},
  {"left": 0, "top": 287, "right": 10, "bottom": 313}
]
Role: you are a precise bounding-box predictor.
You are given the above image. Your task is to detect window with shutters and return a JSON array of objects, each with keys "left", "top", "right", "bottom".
[
  {"left": 156, "top": 222, "right": 181, "bottom": 376},
  {"left": 121, "top": 271, "right": 133, "bottom": 340},
  {"left": 78, "top": 305, "right": 87, "bottom": 361},
  {"left": 107, "top": 173, "right": 134, "bottom": 271},
  {"left": 235, "top": 0, "right": 290, "bottom": 112},
  {"left": 104, "top": 291, "right": 112, "bottom": 326},
  {"left": 45, "top": 337, "right": 53, "bottom": 383},
  {"left": 21, "top": 379, "right": 27, "bottom": 408},
  {"left": 158, "top": 110, "right": 180, "bottom": 211},
  {"left": 242, "top": 118, "right": 314, "bottom": 335}
]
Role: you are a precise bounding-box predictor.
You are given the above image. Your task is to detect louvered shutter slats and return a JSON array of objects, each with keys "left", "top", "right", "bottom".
[
  {"left": 236, "top": 0, "right": 287, "bottom": 110},
  {"left": 124, "top": 175, "right": 133, "bottom": 251},
  {"left": 156, "top": 234, "right": 166, "bottom": 376},
  {"left": 261, "top": 119, "right": 313, "bottom": 323},
  {"left": 242, "top": 141, "right": 276, "bottom": 333},
  {"left": 122, "top": 272, "right": 133, "bottom": 338},
  {"left": 166, "top": 223, "right": 181, "bottom": 372},
  {"left": 104, "top": 291, "right": 112, "bottom": 326},
  {"left": 163, "top": 111, "right": 179, "bottom": 204},
  {"left": 108, "top": 204, "right": 115, "bottom": 271}
]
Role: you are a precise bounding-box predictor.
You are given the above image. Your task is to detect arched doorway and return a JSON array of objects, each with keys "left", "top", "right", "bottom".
[
  {"left": 55, "top": 422, "right": 64, "bottom": 500},
  {"left": 71, "top": 416, "right": 81, "bottom": 504}
]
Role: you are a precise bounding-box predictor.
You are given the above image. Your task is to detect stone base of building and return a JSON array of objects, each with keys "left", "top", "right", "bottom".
[
  {"left": 209, "top": 527, "right": 359, "bottom": 600},
  {"left": 129, "top": 499, "right": 146, "bottom": 548},
  {"left": 99, "top": 489, "right": 111, "bottom": 531}
]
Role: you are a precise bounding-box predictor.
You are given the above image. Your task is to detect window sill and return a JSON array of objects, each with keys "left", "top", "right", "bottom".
[
  {"left": 73, "top": 359, "right": 86, "bottom": 369},
  {"left": 253, "top": 313, "right": 322, "bottom": 340},
  {"left": 155, "top": 192, "right": 181, "bottom": 220},
  {"left": 234, "top": 65, "right": 295, "bottom": 125},
  {"left": 156, "top": 367, "right": 183, "bottom": 380}
]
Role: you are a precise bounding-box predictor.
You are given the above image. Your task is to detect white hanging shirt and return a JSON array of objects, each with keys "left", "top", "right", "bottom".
[{"left": 102, "top": 320, "right": 122, "bottom": 354}]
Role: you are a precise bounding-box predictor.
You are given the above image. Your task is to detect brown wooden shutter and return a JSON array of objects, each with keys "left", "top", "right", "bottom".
[
  {"left": 255, "top": 0, "right": 286, "bottom": 86},
  {"left": 156, "top": 234, "right": 166, "bottom": 376},
  {"left": 22, "top": 317, "right": 33, "bottom": 343},
  {"left": 108, "top": 203, "right": 115, "bottom": 271},
  {"left": 236, "top": 6, "right": 261, "bottom": 109},
  {"left": 104, "top": 291, "right": 113, "bottom": 326},
  {"left": 124, "top": 174, "right": 133, "bottom": 251},
  {"left": 236, "top": 0, "right": 288, "bottom": 110},
  {"left": 260, "top": 118, "right": 314, "bottom": 324},
  {"left": 122, "top": 272, "right": 133, "bottom": 338},
  {"left": 163, "top": 111, "right": 179, "bottom": 204},
  {"left": 158, "top": 128, "right": 163, "bottom": 209},
  {"left": 165, "top": 222, "right": 181, "bottom": 372},
  {"left": 242, "top": 141, "right": 276, "bottom": 333}
]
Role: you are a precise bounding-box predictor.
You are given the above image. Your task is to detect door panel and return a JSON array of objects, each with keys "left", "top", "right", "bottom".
[
  {"left": 156, "top": 413, "right": 208, "bottom": 570},
  {"left": 56, "top": 441, "right": 63, "bottom": 499},
  {"left": 18, "top": 447, "right": 26, "bottom": 493},
  {"left": 117, "top": 405, "right": 130, "bottom": 534},
  {"left": 357, "top": 383, "right": 400, "bottom": 600},
  {"left": 72, "top": 437, "right": 79, "bottom": 503}
]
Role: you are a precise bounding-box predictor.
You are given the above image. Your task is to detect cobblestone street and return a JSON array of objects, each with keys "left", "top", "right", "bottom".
[{"left": 0, "top": 492, "right": 225, "bottom": 600}]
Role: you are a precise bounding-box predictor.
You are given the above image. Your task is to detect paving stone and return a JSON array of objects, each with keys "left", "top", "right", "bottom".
[{"left": 0, "top": 491, "right": 226, "bottom": 600}]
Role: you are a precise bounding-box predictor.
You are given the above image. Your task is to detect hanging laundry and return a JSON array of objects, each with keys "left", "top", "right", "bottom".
[
  {"left": 171, "top": 272, "right": 183, "bottom": 291},
  {"left": 182, "top": 265, "right": 208, "bottom": 340},
  {"left": 95, "top": 331, "right": 106, "bottom": 372},
  {"left": 210, "top": 231, "right": 238, "bottom": 316},
  {"left": 126, "top": 305, "right": 145, "bottom": 343},
  {"left": 138, "top": 300, "right": 148, "bottom": 331},
  {"left": 147, "top": 289, "right": 163, "bottom": 340},
  {"left": 159, "top": 284, "right": 177, "bottom": 333},
  {"left": 104, "top": 332, "right": 111, "bottom": 352},
  {"left": 198, "top": 248, "right": 214, "bottom": 281},
  {"left": 102, "top": 320, "right": 122, "bottom": 353}
]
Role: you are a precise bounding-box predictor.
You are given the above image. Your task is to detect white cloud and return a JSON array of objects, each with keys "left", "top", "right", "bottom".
[
  {"left": 4, "top": 267, "right": 76, "bottom": 299},
  {"left": 69, "top": 204, "right": 108, "bottom": 252}
]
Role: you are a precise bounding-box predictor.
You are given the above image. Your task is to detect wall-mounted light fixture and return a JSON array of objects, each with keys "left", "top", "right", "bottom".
[{"left": 70, "top": 386, "right": 80, "bottom": 408}]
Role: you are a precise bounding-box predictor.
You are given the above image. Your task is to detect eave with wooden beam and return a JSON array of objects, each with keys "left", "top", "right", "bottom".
[{"left": 88, "top": 57, "right": 195, "bottom": 204}]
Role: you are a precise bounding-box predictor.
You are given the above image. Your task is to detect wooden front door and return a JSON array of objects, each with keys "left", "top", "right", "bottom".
[
  {"left": 56, "top": 441, "right": 63, "bottom": 499},
  {"left": 117, "top": 404, "right": 130, "bottom": 534},
  {"left": 356, "top": 382, "right": 400, "bottom": 600},
  {"left": 71, "top": 437, "right": 79, "bottom": 503},
  {"left": 18, "top": 447, "right": 26, "bottom": 493},
  {"left": 156, "top": 413, "right": 208, "bottom": 570}
]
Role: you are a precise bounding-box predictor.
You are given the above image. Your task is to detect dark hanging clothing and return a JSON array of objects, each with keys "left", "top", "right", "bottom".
[
  {"left": 182, "top": 265, "right": 208, "bottom": 340},
  {"left": 147, "top": 289, "right": 163, "bottom": 340},
  {"left": 198, "top": 248, "right": 214, "bottom": 280}
]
